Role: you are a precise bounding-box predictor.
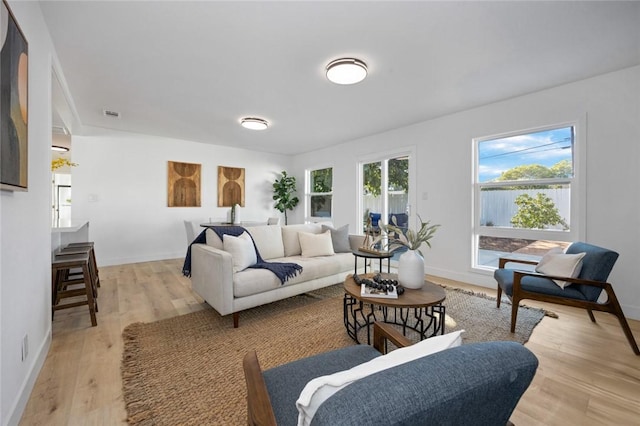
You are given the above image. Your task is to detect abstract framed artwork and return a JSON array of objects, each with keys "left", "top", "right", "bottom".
[
  {"left": 218, "top": 166, "right": 245, "bottom": 207},
  {"left": 168, "top": 161, "right": 201, "bottom": 207},
  {"left": 1, "top": 0, "right": 29, "bottom": 191}
]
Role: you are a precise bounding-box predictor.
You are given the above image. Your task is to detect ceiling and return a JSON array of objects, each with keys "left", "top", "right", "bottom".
[{"left": 41, "top": 1, "right": 640, "bottom": 156}]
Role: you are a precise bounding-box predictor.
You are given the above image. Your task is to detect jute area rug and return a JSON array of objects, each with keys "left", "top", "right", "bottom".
[{"left": 121, "top": 283, "right": 553, "bottom": 425}]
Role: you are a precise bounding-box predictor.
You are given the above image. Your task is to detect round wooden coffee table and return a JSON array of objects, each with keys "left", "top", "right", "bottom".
[{"left": 343, "top": 273, "right": 446, "bottom": 344}]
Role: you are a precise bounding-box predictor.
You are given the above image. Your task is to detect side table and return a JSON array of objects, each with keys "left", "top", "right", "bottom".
[{"left": 351, "top": 248, "right": 393, "bottom": 274}]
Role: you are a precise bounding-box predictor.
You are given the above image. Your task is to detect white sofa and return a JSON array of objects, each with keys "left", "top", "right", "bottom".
[{"left": 190, "top": 223, "right": 364, "bottom": 327}]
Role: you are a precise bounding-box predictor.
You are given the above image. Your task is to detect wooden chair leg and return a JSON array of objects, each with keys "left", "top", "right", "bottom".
[
  {"left": 82, "top": 263, "right": 98, "bottom": 326},
  {"left": 615, "top": 313, "right": 640, "bottom": 355},
  {"left": 496, "top": 286, "right": 502, "bottom": 308},
  {"left": 510, "top": 296, "right": 520, "bottom": 333},
  {"left": 602, "top": 286, "right": 640, "bottom": 355},
  {"left": 587, "top": 309, "right": 596, "bottom": 322}
]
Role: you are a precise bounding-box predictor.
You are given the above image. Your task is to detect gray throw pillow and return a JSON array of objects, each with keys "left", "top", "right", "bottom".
[{"left": 321, "top": 224, "right": 350, "bottom": 253}]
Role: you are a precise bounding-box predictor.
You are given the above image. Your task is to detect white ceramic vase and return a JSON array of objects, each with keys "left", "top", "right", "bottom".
[{"left": 398, "top": 249, "right": 425, "bottom": 289}]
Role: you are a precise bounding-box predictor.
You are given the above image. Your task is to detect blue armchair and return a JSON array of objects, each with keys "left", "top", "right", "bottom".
[
  {"left": 494, "top": 241, "right": 639, "bottom": 355},
  {"left": 244, "top": 322, "right": 538, "bottom": 425},
  {"left": 388, "top": 212, "right": 408, "bottom": 230},
  {"left": 368, "top": 212, "right": 382, "bottom": 234}
]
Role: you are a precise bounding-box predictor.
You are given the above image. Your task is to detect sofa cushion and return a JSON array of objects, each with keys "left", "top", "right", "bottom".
[
  {"left": 233, "top": 253, "right": 352, "bottom": 298},
  {"left": 244, "top": 225, "right": 285, "bottom": 260},
  {"left": 281, "top": 224, "right": 322, "bottom": 257},
  {"left": 299, "top": 230, "right": 335, "bottom": 258},
  {"left": 223, "top": 232, "right": 257, "bottom": 272},
  {"left": 296, "top": 330, "right": 464, "bottom": 425},
  {"left": 321, "top": 224, "right": 351, "bottom": 253}
]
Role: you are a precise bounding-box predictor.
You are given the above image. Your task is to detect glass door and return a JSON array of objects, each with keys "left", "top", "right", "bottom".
[{"left": 360, "top": 154, "right": 410, "bottom": 260}]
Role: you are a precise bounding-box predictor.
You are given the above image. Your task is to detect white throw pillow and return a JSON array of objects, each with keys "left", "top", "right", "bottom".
[
  {"left": 535, "top": 248, "right": 586, "bottom": 289},
  {"left": 222, "top": 232, "right": 257, "bottom": 272},
  {"left": 296, "top": 330, "right": 464, "bottom": 426},
  {"left": 298, "top": 230, "right": 335, "bottom": 258},
  {"left": 205, "top": 228, "right": 223, "bottom": 250},
  {"left": 244, "top": 225, "right": 284, "bottom": 260},
  {"left": 281, "top": 224, "right": 322, "bottom": 256}
]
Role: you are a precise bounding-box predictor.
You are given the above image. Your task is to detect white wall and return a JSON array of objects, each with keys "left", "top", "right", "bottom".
[
  {"left": 1, "top": 2, "right": 55, "bottom": 424},
  {"left": 291, "top": 65, "right": 640, "bottom": 320},
  {"left": 71, "top": 127, "right": 292, "bottom": 266}
]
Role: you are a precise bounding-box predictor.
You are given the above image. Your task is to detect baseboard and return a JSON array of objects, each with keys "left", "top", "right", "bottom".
[
  {"left": 5, "top": 327, "right": 52, "bottom": 426},
  {"left": 425, "top": 265, "right": 496, "bottom": 289},
  {"left": 99, "top": 251, "right": 185, "bottom": 267}
]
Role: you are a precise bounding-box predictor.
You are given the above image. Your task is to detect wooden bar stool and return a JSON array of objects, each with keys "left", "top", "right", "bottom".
[
  {"left": 56, "top": 245, "right": 100, "bottom": 296},
  {"left": 62, "top": 242, "right": 100, "bottom": 288},
  {"left": 52, "top": 253, "right": 98, "bottom": 326}
]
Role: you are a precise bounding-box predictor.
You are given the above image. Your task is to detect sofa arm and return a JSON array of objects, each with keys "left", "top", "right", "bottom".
[{"left": 191, "top": 244, "right": 235, "bottom": 316}]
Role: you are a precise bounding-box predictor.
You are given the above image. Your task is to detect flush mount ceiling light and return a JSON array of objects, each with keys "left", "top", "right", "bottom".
[
  {"left": 51, "top": 145, "right": 69, "bottom": 152},
  {"left": 326, "top": 58, "right": 368, "bottom": 85},
  {"left": 240, "top": 117, "right": 269, "bottom": 131}
]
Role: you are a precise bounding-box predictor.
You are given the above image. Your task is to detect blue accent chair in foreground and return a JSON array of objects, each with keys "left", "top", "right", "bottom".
[
  {"left": 244, "top": 322, "right": 538, "bottom": 426},
  {"left": 494, "top": 241, "right": 639, "bottom": 355}
]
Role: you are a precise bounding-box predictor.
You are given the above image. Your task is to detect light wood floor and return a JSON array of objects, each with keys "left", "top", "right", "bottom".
[{"left": 19, "top": 259, "right": 640, "bottom": 425}]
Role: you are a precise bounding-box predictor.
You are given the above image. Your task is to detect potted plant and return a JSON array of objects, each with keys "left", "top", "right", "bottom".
[
  {"left": 381, "top": 215, "right": 440, "bottom": 289},
  {"left": 272, "top": 171, "right": 299, "bottom": 225}
]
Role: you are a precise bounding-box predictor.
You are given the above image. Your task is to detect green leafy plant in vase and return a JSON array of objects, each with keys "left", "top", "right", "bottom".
[{"left": 272, "top": 171, "right": 299, "bottom": 225}]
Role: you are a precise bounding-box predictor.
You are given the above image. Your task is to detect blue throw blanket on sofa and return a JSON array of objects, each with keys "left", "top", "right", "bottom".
[
  {"left": 182, "top": 228, "right": 207, "bottom": 277},
  {"left": 182, "top": 226, "right": 302, "bottom": 284}
]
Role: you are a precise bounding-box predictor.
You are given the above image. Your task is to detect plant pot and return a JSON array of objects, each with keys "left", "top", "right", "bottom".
[{"left": 398, "top": 249, "right": 425, "bottom": 289}]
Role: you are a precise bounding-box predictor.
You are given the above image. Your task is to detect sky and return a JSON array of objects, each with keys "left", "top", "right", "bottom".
[{"left": 477, "top": 126, "right": 573, "bottom": 182}]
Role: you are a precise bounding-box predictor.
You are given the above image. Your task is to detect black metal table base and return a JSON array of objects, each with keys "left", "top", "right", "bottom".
[{"left": 343, "top": 294, "right": 445, "bottom": 344}]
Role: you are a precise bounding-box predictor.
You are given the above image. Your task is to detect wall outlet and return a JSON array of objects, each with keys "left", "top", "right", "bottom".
[{"left": 21, "top": 334, "right": 28, "bottom": 362}]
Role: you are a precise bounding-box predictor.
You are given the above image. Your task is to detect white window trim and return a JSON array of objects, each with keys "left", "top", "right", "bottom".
[
  {"left": 471, "top": 118, "right": 586, "bottom": 272},
  {"left": 305, "top": 166, "right": 333, "bottom": 222}
]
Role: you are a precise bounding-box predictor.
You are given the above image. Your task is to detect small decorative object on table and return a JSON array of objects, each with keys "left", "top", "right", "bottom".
[
  {"left": 382, "top": 214, "right": 440, "bottom": 289},
  {"left": 231, "top": 203, "right": 241, "bottom": 224},
  {"left": 359, "top": 215, "right": 389, "bottom": 254},
  {"left": 354, "top": 273, "right": 404, "bottom": 299}
]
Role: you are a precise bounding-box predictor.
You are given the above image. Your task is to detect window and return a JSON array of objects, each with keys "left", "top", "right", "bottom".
[
  {"left": 473, "top": 125, "right": 582, "bottom": 269},
  {"left": 306, "top": 167, "right": 332, "bottom": 221}
]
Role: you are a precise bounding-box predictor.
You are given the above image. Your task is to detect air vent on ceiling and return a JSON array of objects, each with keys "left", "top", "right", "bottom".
[{"left": 103, "top": 109, "right": 121, "bottom": 118}]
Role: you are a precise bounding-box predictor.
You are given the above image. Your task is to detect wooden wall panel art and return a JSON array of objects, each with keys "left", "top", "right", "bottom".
[
  {"left": 168, "top": 161, "right": 201, "bottom": 207},
  {"left": 218, "top": 166, "right": 245, "bottom": 207}
]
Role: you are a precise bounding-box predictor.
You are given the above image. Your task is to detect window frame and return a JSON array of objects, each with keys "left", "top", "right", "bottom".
[
  {"left": 305, "top": 166, "right": 333, "bottom": 222},
  {"left": 472, "top": 120, "right": 586, "bottom": 272}
]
